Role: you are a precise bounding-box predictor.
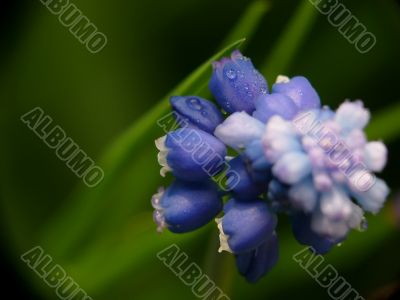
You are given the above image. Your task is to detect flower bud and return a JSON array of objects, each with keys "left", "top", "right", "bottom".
[
  {"left": 156, "top": 128, "right": 227, "bottom": 181},
  {"left": 209, "top": 50, "right": 268, "bottom": 114},
  {"left": 152, "top": 180, "right": 222, "bottom": 233}
]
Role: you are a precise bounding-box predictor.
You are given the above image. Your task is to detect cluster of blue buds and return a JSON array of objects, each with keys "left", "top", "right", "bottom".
[{"left": 152, "top": 50, "right": 389, "bottom": 282}]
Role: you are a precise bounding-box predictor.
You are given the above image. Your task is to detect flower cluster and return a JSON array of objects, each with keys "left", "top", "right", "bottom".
[{"left": 151, "top": 50, "right": 389, "bottom": 282}]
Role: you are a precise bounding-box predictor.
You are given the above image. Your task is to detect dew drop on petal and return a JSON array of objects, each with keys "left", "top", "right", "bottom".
[
  {"left": 187, "top": 98, "right": 203, "bottom": 110},
  {"left": 226, "top": 69, "right": 237, "bottom": 80}
]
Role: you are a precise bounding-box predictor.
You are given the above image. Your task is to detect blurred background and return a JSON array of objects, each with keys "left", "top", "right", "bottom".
[{"left": 1, "top": 0, "right": 399, "bottom": 299}]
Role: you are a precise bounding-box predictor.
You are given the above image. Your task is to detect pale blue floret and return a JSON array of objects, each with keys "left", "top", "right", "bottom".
[
  {"left": 310, "top": 188, "right": 363, "bottom": 240},
  {"left": 272, "top": 152, "right": 312, "bottom": 184},
  {"left": 244, "top": 140, "right": 271, "bottom": 170},
  {"left": 262, "top": 115, "right": 301, "bottom": 163},
  {"left": 287, "top": 179, "right": 318, "bottom": 213},
  {"left": 334, "top": 100, "right": 370, "bottom": 131},
  {"left": 253, "top": 93, "right": 298, "bottom": 123},
  {"left": 214, "top": 111, "right": 265, "bottom": 149},
  {"left": 351, "top": 178, "right": 390, "bottom": 214},
  {"left": 363, "top": 141, "right": 388, "bottom": 172},
  {"left": 258, "top": 101, "right": 388, "bottom": 240}
]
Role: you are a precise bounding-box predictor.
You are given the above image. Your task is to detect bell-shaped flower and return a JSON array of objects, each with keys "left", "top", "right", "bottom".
[
  {"left": 217, "top": 198, "right": 277, "bottom": 254},
  {"left": 271, "top": 76, "right": 321, "bottom": 111},
  {"left": 156, "top": 128, "right": 227, "bottom": 181},
  {"left": 253, "top": 93, "right": 298, "bottom": 123},
  {"left": 363, "top": 141, "right": 387, "bottom": 172},
  {"left": 214, "top": 111, "right": 264, "bottom": 150},
  {"left": 152, "top": 179, "right": 222, "bottom": 233}
]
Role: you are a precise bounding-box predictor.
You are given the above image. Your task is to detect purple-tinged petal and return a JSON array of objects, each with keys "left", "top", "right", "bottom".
[
  {"left": 214, "top": 112, "right": 264, "bottom": 149},
  {"left": 253, "top": 93, "right": 298, "bottom": 123},
  {"left": 272, "top": 76, "right": 321, "bottom": 111},
  {"left": 351, "top": 178, "right": 390, "bottom": 214},
  {"left": 363, "top": 141, "right": 387, "bottom": 172},
  {"left": 335, "top": 100, "right": 370, "bottom": 131}
]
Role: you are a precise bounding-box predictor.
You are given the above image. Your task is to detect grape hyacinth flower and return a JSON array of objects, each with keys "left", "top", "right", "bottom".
[{"left": 151, "top": 50, "right": 389, "bottom": 282}]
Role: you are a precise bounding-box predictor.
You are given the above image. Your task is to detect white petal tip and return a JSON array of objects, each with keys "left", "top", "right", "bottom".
[
  {"left": 156, "top": 136, "right": 171, "bottom": 176},
  {"left": 215, "top": 218, "right": 232, "bottom": 253},
  {"left": 155, "top": 136, "right": 167, "bottom": 150},
  {"left": 275, "top": 75, "right": 290, "bottom": 83}
]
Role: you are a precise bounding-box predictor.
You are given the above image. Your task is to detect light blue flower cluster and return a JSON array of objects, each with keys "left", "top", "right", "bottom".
[{"left": 152, "top": 50, "right": 389, "bottom": 282}]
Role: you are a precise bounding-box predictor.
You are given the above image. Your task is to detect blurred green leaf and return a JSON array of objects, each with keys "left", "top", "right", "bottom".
[
  {"left": 261, "top": 0, "right": 317, "bottom": 80},
  {"left": 220, "top": 1, "right": 271, "bottom": 48},
  {"left": 67, "top": 213, "right": 210, "bottom": 295},
  {"left": 367, "top": 102, "right": 400, "bottom": 142}
]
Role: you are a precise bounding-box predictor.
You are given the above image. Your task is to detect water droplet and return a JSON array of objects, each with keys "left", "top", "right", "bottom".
[
  {"left": 226, "top": 69, "right": 237, "bottom": 80},
  {"left": 201, "top": 110, "right": 208, "bottom": 116},
  {"left": 187, "top": 98, "right": 203, "bottom": 110}
]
